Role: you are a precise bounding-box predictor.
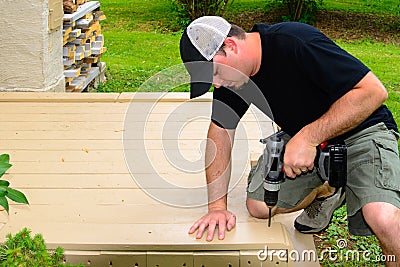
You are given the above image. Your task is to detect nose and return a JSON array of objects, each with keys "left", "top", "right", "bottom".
[{"left": 213, "top": 77, "right": 223, "bottom": 88}]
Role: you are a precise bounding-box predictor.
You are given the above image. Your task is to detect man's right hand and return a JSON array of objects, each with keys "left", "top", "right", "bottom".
[{"left": 188, "top": 210, "right": 236, "bottom": 241}]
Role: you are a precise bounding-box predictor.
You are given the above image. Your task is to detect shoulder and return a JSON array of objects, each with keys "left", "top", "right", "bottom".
[{"left": 251, "top": 22, "right": 327, "bottom": 43}]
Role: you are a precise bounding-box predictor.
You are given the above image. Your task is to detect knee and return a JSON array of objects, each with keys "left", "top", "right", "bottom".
[
  {"left": 363, "top": 202, "right": 400, "bottom": 236},
  {"left": 246, "top": 198, "right": 269, "bottom": 219}
]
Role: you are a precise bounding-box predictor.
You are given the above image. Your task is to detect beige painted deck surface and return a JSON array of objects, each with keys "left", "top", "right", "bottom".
[{"left": 0, "top": 92, "right": 318, "bottom": 267}]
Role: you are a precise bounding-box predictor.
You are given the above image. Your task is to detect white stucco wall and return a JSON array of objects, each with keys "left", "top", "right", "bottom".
[{"left": 0, "top": 0, "right": 64, "bottom": 92}]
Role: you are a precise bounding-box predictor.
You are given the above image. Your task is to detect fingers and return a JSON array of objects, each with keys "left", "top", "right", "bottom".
[
  {"left": 215, "top": 213, "right": 237, "bottom": 240},
  {"left": 188, "top": 211, "right": 236, "bottom": 241},
  {"left": 285, "top": 164, "right": 314, "bottom": 178},
  {"left": 188, "top": 219, "right": 201, "bottom": 234},
  {"left": 216, "top": 218, "right": 225, "bottom": 240},
  {"left": 227, "top": 213, "right": 236, "bottom": 231}
]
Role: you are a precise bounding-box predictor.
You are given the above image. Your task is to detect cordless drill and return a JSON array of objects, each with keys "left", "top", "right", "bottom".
[
  {"left": 260, "top": 131, "right": 347, "bottom": 227},
  {"left": 260, "top": 131, "right": 286, "bottom": 227}
]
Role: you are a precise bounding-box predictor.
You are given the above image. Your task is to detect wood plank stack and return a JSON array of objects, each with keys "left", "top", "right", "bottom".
[
  {"left": 63, "top": 1, "right": 106, "bottom": 92},
  {"left": 63, "top": 0, "right": 91, "bottom": 14}
]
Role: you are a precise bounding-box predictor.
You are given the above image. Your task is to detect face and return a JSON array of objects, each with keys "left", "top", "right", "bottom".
[{"left": 212, "top": 51, "right": 250, "bottom": 90}]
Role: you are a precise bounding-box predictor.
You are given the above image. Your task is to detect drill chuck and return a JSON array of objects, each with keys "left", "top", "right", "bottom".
[{"left": 264, "top": 182, "right": 280, "bottom": 207}]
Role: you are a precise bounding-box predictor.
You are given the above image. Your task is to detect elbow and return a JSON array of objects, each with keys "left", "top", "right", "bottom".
[
  {"left": 381, "top": 88, "right": 388, "bottom": 103},
  {"left": 360, "top": 72, "right": 388, "bottom": 106},
  {"left": 377, "top": 84, "right": 388, "bottom": 105},
  {"left": 371, "top": 72, "right": 388, "bottom": 104}
]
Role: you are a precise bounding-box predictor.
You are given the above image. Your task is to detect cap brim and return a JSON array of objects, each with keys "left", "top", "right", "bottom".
[
  {"left": 186, "top": 61, "right": 213, "bottom": 99},
  {"left": 180, "top": 30, "right": 213, "bottom": 99}
]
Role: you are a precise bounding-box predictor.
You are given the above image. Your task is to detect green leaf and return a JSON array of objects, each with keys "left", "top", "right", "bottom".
[
  {"left": 0, "top": 186, "right": 7, "bottom": 197},
  {"left": 0, "top": 162, "right": 12, "bottom": 177},
  {"left": 0, "top": 154, "right": 9, "bottom": 164},
  {"left": 0, "top": 196, "right": 9, "bottom": 213},
  {"left": 6, "top": 188, "right": 29, "bottom": 204},
  {"left": 0, "top": 180, "right": 10, "bottom": 187}
]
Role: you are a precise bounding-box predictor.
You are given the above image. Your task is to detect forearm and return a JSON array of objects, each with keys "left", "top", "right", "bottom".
[
  {"left": 283, "top": 72, "right": 388, "bottom": 177},
  {"left": 205, "top": 122, "right": 235, "bottom": 211},
  {"left": 299, "top": 71, "right": 388, "bottom": 145}
]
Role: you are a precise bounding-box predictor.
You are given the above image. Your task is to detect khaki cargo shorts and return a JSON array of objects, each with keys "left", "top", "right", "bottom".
[{"left": 247, "top": 123, "right": 400, "bottom": 236}]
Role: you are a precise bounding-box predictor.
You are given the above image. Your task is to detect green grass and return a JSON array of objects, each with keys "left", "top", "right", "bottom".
[
  {"left": 98, "top": 0, "right": 182, "bottom": 92},
  {"left": 317, "top": 205, "right": 386, "bottom": 267},
  {"left": 100, "top": 0, "right": 174, "bottom": 33},
  {"left": 99, "top": 31, "right": 181, "bottom": 92},
  {"left": 323, "top": 0, "right": 400, "bottom": 16},
  {"left": 229, "top": 0, "right": 268, "bottom": 12},
  {"left": 336, "top": 40, "right": 400, "bottom": 118}
]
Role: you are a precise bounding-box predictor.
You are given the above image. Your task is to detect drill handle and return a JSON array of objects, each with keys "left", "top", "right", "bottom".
[{"left": 315, "top": 144, "right": 330, "bottom": 182}]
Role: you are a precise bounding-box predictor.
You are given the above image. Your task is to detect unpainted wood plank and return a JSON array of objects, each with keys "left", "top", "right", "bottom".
[
  {"left": 5, "top": 203, "right": 254, "bottom": 225},
  {"left": 5, "top": 173, "right": 137, "bottom": 189},
  {"left": 0, "top": 130, "right": 123, "bottom": 140},
  {"left": 0, "top": 101, "right": 267, "bottom": 116},
  {"left": 0, "top": 102, "right": 129, "bottom": 113},
  {"left": 5, "top": 150, "right": 126, "bottom": 162},
  {"left": 6, "top": 172, "right": 248, "bottom": 189},
  {"left": 5, "top": 147, "right": 249, "bottom": 163},
  {"left": 14, "top": 185, "right": 249, "bottom": 206},
  {"left": 0, "top": 121, "right": 126, "bottom": 131},
  {"left": 0, "top": 113, "right": 125, "bottom": 122},
  {"left": 0, "top": 121, "right": 123, "bottom": 131},
  {"left": 0, "top": 221, "right": 292, "bottom": 252},
  {"left": 0, "top": 130, "right": 265, "bottom": 140},
  {"left": 0, "top": 112, "right": 271, "bottom": 123},
  {"left": 0, "top": 92, "right": 119, "bottom": 102},
  {"left": 0, "top": 120, "right": 264, "bottom": 131},
  {"left": 0, "top": 139, "right": 124, "bottom": 150},
  {"left": 7, "top": 158, "right": 251, "bottom": 175},
  {"left": 0, "top": 139, "right": 264, "bottom": 151}
]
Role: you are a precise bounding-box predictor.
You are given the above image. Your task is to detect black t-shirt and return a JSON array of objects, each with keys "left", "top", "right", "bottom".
[{"left": 211, "top": 22, "right": 398, "bottom": 138}]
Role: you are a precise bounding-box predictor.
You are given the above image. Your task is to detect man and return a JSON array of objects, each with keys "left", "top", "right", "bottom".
[{"left": 179, "top": 16, "right": 400, "bottom": 264}]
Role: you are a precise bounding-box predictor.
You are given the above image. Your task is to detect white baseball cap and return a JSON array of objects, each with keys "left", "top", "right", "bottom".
[{"left": 180, "top": 16, "right": 231, "bottom": 98}]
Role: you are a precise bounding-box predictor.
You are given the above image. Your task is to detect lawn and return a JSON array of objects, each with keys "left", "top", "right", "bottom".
[
  {"left": 323, "top": 0, "right": 400, "bottom": 15},
  {"left": 97, "top": 0, "right": 399, "bottom": 266}
]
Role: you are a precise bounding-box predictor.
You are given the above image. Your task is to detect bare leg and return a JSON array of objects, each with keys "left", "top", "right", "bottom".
[{"left": 363, "top": 202, "right": 400, "bottom": 267}]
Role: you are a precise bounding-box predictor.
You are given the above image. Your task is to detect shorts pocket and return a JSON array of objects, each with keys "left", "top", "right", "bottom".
[{"left": 373, "top": 138, "right": 400, "bottom": 191}]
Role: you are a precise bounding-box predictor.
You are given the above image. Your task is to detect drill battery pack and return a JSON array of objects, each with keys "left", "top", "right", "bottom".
[{"left": 315, "top": 142, "right": 347, "bottom": 188}]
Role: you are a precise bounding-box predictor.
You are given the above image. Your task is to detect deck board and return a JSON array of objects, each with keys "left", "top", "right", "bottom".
[{"left": 0, "top": 92, "right": 318, "bottom": 266}]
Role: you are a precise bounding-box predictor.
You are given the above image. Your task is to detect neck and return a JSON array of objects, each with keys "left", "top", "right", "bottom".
[{"left": 246, "top": 32, "right": 262, "bottom": 76}]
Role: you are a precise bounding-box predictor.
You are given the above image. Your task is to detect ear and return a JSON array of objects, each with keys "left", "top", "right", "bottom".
[{"left": 223, "top": 37, "right": 238, "bottom": 55}]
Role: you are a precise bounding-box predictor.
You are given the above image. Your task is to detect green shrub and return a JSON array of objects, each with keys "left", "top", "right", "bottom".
[
  {"left": 270, "top": 0, "right": 323, "bottom": 23},
  {"left": 171, "top": 0, "right": 234, "bottom": 29},
  {"left": 0, "top": 154, "right": 28, "bottom": 213},
  {"left": 0, "top": 228, "right": 83, "bottom": 267}
]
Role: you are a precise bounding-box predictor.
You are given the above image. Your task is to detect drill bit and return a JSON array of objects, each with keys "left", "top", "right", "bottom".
[{"left": 268, "top": 207, "right": 272, "bottom": 227}]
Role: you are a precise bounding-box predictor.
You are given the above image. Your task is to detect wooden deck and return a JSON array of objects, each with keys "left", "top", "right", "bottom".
[{"left": 0, "top": 92, "right": 318, "bottom": 267}]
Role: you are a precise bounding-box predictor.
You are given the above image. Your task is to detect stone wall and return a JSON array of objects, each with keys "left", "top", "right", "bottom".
[{"left": 0, "top": 0, "right": 64, "bottom": 92}]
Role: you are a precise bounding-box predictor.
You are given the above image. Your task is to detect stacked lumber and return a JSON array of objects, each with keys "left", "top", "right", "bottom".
[
  {"left": 63, "top": 0, "right": 90, "bottom": 14},
  {"left": 63, "top": 1, "right": 107, "bottom": 92}
]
